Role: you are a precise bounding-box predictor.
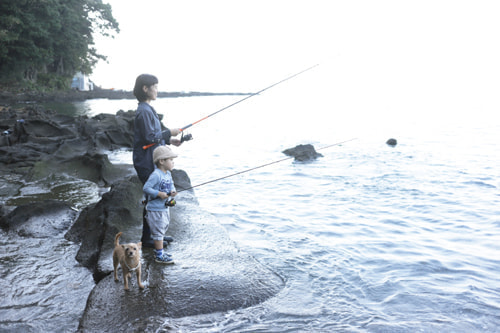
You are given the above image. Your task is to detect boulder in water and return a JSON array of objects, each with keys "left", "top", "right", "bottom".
[
  {"left": 282, "top": 144, "right": 323, "bottom": 161},
  {"left": 386, "top": 138, "right": 397, "bottom": 146}
]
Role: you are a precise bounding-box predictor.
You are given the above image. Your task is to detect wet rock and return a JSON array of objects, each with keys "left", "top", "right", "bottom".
[
  {"left": 65, "top": 175, "right": 144, "bottom": 280},
  {"left": 282, "top": 144, "right": 323, "bottom": 161},
  {"left": 31, "top": 150, "right": 134, "bottom": 186},
  {"left": 0, "top": 200, "right": 78, "bottom": 238},
  {"left": 75, "top": 174, "right": 283, "bottom": 331},
  {"left": 386, "top": 138, "right": 397, "bottom": 146},
  {"left": 0, "top": 106, "right": 135, "bottom": 185},
  {"left": 170, "top": 169, "right": 194, "bottom": 194},
  {"left": 80, "top": 111, "right": 135, "bottom": 150},
  {"left": 1, "top": 103, "right": 284, "bottom": 330}
]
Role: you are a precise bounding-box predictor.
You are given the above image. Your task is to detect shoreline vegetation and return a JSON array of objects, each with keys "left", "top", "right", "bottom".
[{"left": 0, "top": 87, "right": 252, "bottom": 105}]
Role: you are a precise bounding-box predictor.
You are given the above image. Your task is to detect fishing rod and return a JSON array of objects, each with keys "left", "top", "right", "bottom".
[
  {"left": 143, "top": 64, "right": 319, "bottom": 150},
  {"left": 179, "top": 64, "right": 319, "bottom": 132},
  {"left": 175, "top": 138, "right": 357, "bottom": 195}
]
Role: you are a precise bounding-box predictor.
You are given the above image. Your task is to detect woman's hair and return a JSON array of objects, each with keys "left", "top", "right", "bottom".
[{"left": 133, "top": 74, "right": 159, "bottom": 102}]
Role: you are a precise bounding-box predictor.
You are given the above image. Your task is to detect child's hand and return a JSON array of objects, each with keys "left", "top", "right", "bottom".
[
  {"left": 157, "top": 191, "right": 169, "bottom": 199},
  {"left": 170, "top": 191, "right": 177, "bottom": 197}
]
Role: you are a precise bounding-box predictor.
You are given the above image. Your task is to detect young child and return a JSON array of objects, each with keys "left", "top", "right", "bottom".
[{"left": 143, "top": 145, "right": 178, "bottom": 264}]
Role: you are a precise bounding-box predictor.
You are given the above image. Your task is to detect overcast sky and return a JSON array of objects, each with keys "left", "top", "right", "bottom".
[{"left": 91, "top": 0, "right": 500, "bottom": 119}]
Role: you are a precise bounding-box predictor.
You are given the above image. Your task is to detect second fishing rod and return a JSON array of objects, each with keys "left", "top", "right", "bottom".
[
  {"left": 162, "top": 138, "right": 358, "bottom": 207},
  {"left": 142, "top": 64, "right": 319, "bottom": 150}
]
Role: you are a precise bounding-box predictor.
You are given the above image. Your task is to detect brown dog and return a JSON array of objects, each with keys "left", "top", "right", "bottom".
[{"left": 113, "top": 232, "right": 144, "bottom": 290}]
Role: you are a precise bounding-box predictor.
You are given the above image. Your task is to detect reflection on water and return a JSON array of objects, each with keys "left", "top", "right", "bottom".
[
  {"left": 1, "top": 174, "right": 101, "bottom": 212},
  {"left": 0, "top": 230, "right": 95, "bottom": 332},
  {"left": 0, "top": 173, "right": 101, "bottom": 332},
  {"left": 166, "top": 135, "right": 500, "bottom": 332}
]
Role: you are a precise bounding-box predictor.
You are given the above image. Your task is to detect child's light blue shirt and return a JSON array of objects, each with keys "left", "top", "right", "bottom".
[{"left": 143, "top": 168, "right": 176, "bottom": 211}]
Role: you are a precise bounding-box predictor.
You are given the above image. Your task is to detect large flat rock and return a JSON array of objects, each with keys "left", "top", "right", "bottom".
[{"left": 78, "top": 188, "right": 284, "bottom": 332}]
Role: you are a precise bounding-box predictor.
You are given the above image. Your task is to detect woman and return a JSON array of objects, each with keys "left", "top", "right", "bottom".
[{"left": 133, "top": 74, "right": 181, "bottom": 247}]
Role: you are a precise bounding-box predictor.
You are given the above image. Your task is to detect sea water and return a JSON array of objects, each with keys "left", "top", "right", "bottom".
[
  {"left": 1, "top": 91, "right": 499, "bottom": 332},
  {"left": 154, "top": 93, "right": 500, "bottom": 332}
]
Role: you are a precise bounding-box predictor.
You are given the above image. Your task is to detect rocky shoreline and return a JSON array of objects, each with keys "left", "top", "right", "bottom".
[
  {"left": 0, "top": 104, "right": 283, "bottom": 332},
  {"left": 0, "top": 87, "right": 251, "bottom": 105}
]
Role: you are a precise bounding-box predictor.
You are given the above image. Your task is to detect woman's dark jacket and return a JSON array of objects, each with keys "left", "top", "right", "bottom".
[{"left": 133, "top": 102, "right": 171, "bottom": 184}]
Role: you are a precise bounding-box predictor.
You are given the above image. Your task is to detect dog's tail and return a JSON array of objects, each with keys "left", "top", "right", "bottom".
[{"left": 115, "top": 232, "right": 122, "bottom": 247}]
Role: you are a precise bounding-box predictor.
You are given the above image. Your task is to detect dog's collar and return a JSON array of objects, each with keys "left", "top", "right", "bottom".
[{"left": 125, "top": 260, "right": 140, "bottom": 272}]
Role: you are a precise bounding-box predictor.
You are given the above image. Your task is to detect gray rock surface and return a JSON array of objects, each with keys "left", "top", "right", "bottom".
[
  {"left": 0, "top": 105, "right": 137, "bottom": 185},
  {"left": 73, "top": 172, "right": 284, "bottom": 332},
  {"left": 0, "top": 105, "right": 285, "bottom": 331},
  {"left": 78, "top": 191, "right": 283, "bottom": 331}
]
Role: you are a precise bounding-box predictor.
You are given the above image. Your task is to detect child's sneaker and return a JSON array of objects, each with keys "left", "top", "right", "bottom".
[{"left": 155, "top": 253, "right": 174, "bottom": 264}]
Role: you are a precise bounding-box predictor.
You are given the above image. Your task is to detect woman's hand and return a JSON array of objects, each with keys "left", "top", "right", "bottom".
[
  {"left": 170, "top": 138, "right": 182, "bottom": 146},
  {"left": 170, "top": 128, "right": 181, "bottom": 136}
]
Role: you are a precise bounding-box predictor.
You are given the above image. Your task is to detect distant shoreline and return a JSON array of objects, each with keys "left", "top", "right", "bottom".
[{"left": 0, "top": 88, "right": 252, "bottom": 105}]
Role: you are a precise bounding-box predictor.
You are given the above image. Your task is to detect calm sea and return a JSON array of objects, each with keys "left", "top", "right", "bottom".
[{"left": 1, "top": 90, "right": 499, "bottom": 332}]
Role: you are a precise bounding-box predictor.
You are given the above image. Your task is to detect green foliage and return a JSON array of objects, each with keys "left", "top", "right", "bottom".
[
  {"left": 37, "top": 73, "right": 71, "bottom": 90},
  {"left": 0, "top": 0, "right": 119, "bottom": 88}
]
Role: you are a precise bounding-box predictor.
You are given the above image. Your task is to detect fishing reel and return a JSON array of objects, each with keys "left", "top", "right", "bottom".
[
  {"left": 165, "top": 192, "right": 176, "bottom": 207},
  {"left": 165, "top": 198, "right": 176, "bottom": 207},
  {"left": 180, "top": 132, "right": 193, "bottom": 143}
]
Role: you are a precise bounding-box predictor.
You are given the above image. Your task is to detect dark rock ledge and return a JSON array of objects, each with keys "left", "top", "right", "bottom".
[{"left": 0, "top": 105, "right": 284, "bottom": 332}]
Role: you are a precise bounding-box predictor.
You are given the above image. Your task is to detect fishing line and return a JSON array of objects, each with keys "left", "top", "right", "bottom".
[
  {"left": 176, "top": 138, "right": 357, "bottom": 193},
  {"left": 180, "top": 64, "right": 319, "bottom": 132},
  {"left": 143, "top": 64, "right": 319, "bottom": 150}
]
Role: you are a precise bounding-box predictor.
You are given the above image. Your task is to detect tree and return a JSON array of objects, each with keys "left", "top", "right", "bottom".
[{"left": 0, "top": 0, "right": 119, "bottom": 87}]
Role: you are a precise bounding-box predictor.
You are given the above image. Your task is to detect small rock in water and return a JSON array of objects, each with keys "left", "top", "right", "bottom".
[
  {"left": 386, "top": 138, "right": 397, "bottom": 146},
  {"left": 282, "top": 144, "right": 323, "bottom": 161}
]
